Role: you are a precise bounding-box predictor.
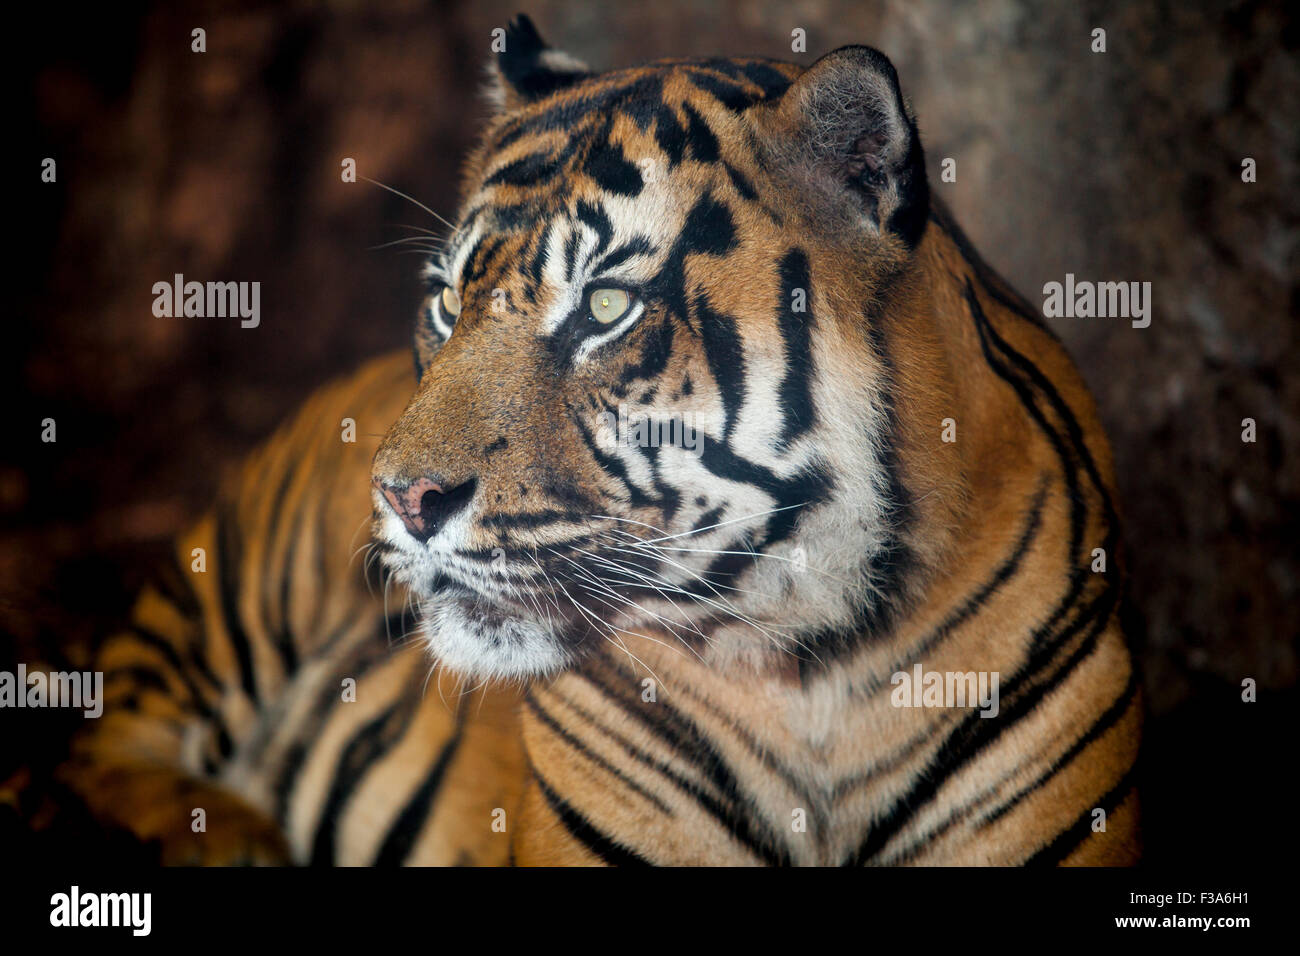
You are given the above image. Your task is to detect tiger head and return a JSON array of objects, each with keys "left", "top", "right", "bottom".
[{"left": 371, "top": 16, "right": 959, "bottom": 681}]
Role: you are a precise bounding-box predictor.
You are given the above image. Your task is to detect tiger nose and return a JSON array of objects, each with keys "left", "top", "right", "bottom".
[{"left": 374, "top": 475, "right": 477, "bottom": 544}]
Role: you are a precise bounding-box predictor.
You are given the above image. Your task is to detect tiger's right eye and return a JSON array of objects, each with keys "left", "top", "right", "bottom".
[
  {"left": 589, "top": 288, "right": 631, "bottom": 324},
  {"left": 441, "top": 286, "right": 462, "bottom": 318}
]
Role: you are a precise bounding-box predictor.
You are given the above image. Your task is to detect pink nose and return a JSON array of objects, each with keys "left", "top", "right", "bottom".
[{"left": 374, "top": 475, "right": 476, "bottom": 543}]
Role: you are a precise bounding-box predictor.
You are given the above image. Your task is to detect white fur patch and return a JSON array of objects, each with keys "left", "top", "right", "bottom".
[{"left": 422, "top": 601, "right": 570, "bottom": 682}]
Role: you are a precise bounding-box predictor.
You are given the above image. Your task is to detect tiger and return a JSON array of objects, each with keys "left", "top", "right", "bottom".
[{"left": 43, "top": 15, "right": 1140, "bottom": 865}]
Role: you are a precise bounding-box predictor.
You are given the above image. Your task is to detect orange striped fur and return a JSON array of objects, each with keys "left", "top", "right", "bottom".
[{"left": 53, "top": 18, "right": 1138, "bottom": 866}]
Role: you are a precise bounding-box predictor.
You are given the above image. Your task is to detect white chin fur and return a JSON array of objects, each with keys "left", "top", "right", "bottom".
[{"left": 422, "top": 600, "right": 569, "bottom": 682}]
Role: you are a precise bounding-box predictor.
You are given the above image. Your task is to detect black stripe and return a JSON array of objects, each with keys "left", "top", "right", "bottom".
[
  {"left": 533, "top": 770, "right": 653, "bottom": 866},
  {"left": 678, "top": 193, "right": 735, "bottom": 257},
  {"left": 851, "top": 580, "right": 1119, "bottom": 865},
  {"left": 690, "top": 504, "right": 727, "bottom": 533},
  {"left": 583, "top": 136, "right": 644, "bottom": 197},
  {"left": 774, "top": 248, "right": 817, "bottom": 451},
  {"left": 854, "top": 474, "right": 1050, "bottom": 697},
  {"left": 683, "top": 69, "right": 761, "bottom": 112},
  {"left": 574, "top": 199, "right": 615, "bottom": 268},
  {"left": 652, "top": 104, "right": 686, "bottom": 166},
  {"left": 738, "top": 60, "right": 794, "bottom": 98},
  {"left": 682, "top": 443, "right": 835, "bottom": 597},
  {"left": 265, "top": 449, "right": 304, "bottom": 677},
  {"left": 592, "top": 235, "right": 653, "bottom": 276},
  {"left": 979, "top": 666, "right": 1138, "bottom": 826},
  {"left": 879, "top": 589, "right": 1127, "bottom": 863},
  {"left": 931, "top": 201, "right": 1054, "bottom": 335},
  {"left": 681, "top": 102, "right": 719, "bottom": 162},
  {"left": 694, "top": 293, "right": 746, "bottom": 442},
  {"left": 271, "top": 628, "right": 400, "bottom": 824},
  {"left": 465, "top": 234, "right": 509, "bottom": 284},
  {"left": 723, "top": 162, "right": 758, "bottom": 201},
  {"left": 215, "top": 501, "right": 261, "bottom": 704},
  {"left": 524, "top": 220, "right": 553, "bottom": 302},
  {"left": 309, "top": 695, "right": 420, "bottom": 865},
  {"left": 524, "top": 696, "right": 672, "bottom": 814},
  {"left": 572, "top": 409, "right": 656, "bottom": 509},
  {"left": 968, "top": 278, "right": 1120, "bottom": 532},
  {"left": 829, "top": 478, "right": 1048, "bottom": 805},
  {"left": 562, "top": 228, "right": 581, "bottom": 283},
  {"left": 857, "top": 317, "right": 916, "bottom": 621},
  {"left": 127, "top": 624, "right": 221, "bottom": 718},
  {"left": 975, "top": 304, "right": 1087, "bottom": 563},
  {"left": 491, "top": 75, "right": 664, "bottom": 152},
  {"left": 101, "top": 665, "right": 172, "bottom": 696},
  {"left": 830, "top": 719, "right": 939, "bottom": 804},
  {"left": 152, "top": 554, "right": 203, "bottom": 619},
  {"left": 577, "top": 668, "right": 793, "bottom": 865},
  {"left": 486, "top": 150, "right": 563, "bottom": 189},
  {"left": 617, "top": 311, "right": 676, "bottom": 386},
  {"left": 482, "top": 509, "right": 583, "bottom": 532},
  {"left": 1025, "top": 766, "right": 1138, "bottom": 866},
  {"left": 542, "top": 689, "right": 738, "bottom": 821},
  {"left": 371, "top": 721, "right": 465, "bottom": 866},
  {"left": 669, "top": 681, "right": 824, "bottom": 818}
]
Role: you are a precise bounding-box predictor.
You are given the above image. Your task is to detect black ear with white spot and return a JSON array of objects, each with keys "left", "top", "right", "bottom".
[
  {"left": 488, "top": 14, "right": 591, "bottom": 110},
  {"left": 761, "top": 45, "right": 929, "bottom": 247}
]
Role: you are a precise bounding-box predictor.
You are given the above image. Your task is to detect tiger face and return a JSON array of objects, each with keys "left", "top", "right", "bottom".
[{"left": 371, "top": 17, "right": 938, "bottom": 681}]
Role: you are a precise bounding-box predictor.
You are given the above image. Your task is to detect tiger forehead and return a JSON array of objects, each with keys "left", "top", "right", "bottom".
[
  {"left": 440, "top": 59, "right": 799, "bottom": 268},
  {"left": 487, "top": 55, "right": 798, "bottom": 156}
]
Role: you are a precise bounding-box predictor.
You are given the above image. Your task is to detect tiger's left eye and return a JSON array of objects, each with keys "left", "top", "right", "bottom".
[
  {"left": 441, "top": 286, "right": 462, "bottom": 318},
  {"left": 589, "top": 288, "right": 630, "bottom": 324}
]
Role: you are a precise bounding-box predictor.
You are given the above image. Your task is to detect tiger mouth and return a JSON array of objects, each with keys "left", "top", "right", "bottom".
[
  {"left": 378, "top": 530, "right": 736, "bottom": 678},
  {"left": 424, "top": 567, "right": 592, "bottom": 636},
  {"left": 424, "top": 571, "right": 559, "bottom": 622},
  {"left": 416, "top": 576, "right": 582, "bottom": 680}
]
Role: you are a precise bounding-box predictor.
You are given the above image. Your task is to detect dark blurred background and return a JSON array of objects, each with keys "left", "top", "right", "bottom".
[{"left": 5, "top": 0, "right": 1297, "bottom": 865}]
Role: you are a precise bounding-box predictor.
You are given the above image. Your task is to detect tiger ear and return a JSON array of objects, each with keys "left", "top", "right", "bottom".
[
  {"left": 487, "top": 14, "right": 591, "bottom": 111},
  {"left": 760, "top": 45, "right": 929, "bottom": 247}
]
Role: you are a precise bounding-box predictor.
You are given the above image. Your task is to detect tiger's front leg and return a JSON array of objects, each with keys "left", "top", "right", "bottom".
[
  {"left": 58, "top": 759, "right": 290, "bottom": 866},
  {"left": 54, "top": 576, "right": 294, "bottom": 866}
]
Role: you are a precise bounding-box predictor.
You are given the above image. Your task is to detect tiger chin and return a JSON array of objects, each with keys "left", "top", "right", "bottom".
[{"left": 56, "top": 15, "right": 1140, "bottom": 867}]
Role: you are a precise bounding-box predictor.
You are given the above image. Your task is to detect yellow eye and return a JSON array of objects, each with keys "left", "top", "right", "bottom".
[
  {"left": 441, "top": 286, "right": 462, "bottom": 318},
  {"left": 589, "top": 288, "right": 630, "bottom": 324}
]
